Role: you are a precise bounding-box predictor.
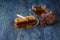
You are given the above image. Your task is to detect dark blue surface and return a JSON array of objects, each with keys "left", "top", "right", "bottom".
[{"left": 0, "top": 0, "right": 60, "bottom": 40}]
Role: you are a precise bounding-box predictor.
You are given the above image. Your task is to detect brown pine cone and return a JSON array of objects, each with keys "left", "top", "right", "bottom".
[
  {"left": 39, "top": 11, "right": 56, "bottom": 26},
  {"left": 45, "top": 11, "right": 56, "bottom": 25}
]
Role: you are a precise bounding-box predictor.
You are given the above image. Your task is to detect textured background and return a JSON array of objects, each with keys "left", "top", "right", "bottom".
[{"left": 0, "top": 0, "right": 60, "bottom": 40}]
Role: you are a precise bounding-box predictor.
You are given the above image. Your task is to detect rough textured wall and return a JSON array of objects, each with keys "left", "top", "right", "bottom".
[{"left": 0, "top": 0, "right": 60, "bottom": 40}]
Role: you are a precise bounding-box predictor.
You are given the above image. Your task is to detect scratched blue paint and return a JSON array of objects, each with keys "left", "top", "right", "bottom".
[{"left": 0, "top": 0, "right": 60, "bottom": 40}]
